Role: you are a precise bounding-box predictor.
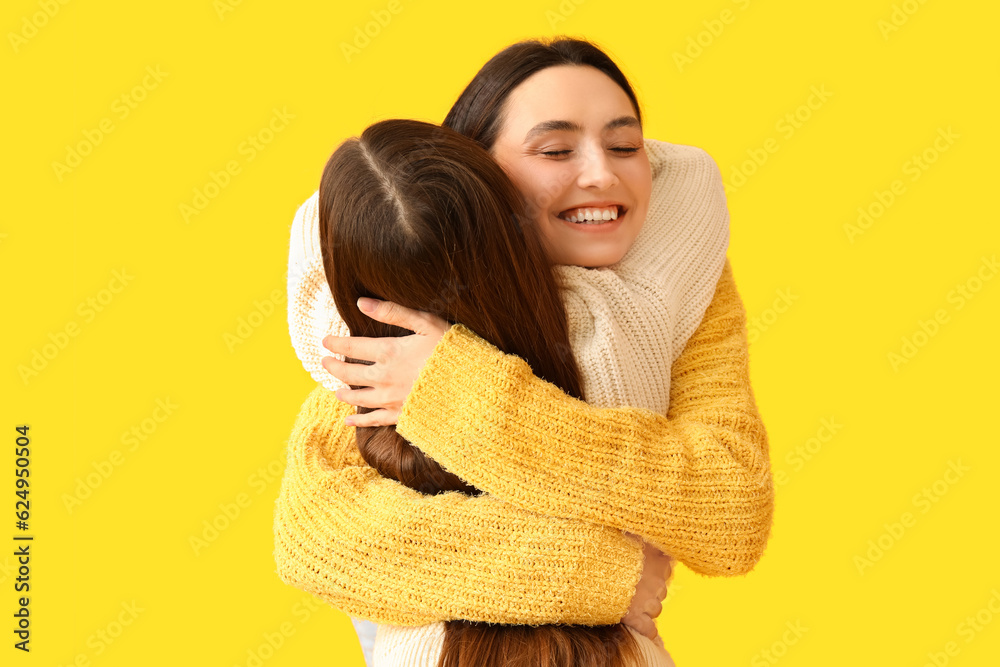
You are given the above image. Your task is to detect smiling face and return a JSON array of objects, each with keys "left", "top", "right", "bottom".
[{"left": 490, "top": 65, "right": 652, "bottom": 268}]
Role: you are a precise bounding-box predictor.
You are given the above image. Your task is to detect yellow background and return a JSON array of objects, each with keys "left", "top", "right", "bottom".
[{"left": 3, "top": 0, "right": 998, "bottom": 665}]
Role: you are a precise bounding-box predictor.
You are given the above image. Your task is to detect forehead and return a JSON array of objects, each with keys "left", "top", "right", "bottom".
[{"left": 500, "top": 65, "right": 637, "bottom": 138}]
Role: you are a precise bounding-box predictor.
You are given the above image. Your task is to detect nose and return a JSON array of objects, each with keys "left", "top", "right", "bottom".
[{"left": 576, "top": 146, "right": 619, "bottom": 191}]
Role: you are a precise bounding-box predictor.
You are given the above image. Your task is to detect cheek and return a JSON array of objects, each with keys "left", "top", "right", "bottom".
[
  {"left": 625, "top": 161, "right": 652, "bottom": 195},
  {"left": 626, "top": 169, "right": 652, "bottom": 222},
  {"left": 536, "top": 220, "right": 565, "bottom": 260},
  {"left": 510, "top": 163, "right": 568, "bottom": 215}
]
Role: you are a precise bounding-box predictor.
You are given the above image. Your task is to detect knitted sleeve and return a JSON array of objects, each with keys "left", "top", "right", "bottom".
[
  {"left": 272, "top": 384, "right": 645, "bottom": 627},
  {"left": 617, "top": 140, "right": 731, "bottom": 364},
  {"left": 286, "top": 190, "right": 352, "bottom": 393},
  {"left": 395, "top": 259, "right": 774, "bottom": 577},
  {"left": 650, "top": 141, "right": 731, "bottom": 364}
]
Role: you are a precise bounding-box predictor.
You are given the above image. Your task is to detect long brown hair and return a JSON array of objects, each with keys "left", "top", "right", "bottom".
[{"left": 318, "top": 119, "right": 643, "bottom": 666}]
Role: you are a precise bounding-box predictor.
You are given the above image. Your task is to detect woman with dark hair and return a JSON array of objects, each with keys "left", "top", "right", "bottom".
[
  {"left": 276, "top": 37, "right": 772, "bottom": 666},
  {"left": 310, "top": 116, "right": 665, "bottom": 665}
]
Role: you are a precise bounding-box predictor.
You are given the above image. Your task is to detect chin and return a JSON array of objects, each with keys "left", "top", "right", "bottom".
[{"left": 565, "top": 249, "right": 628, "bottom": 269}]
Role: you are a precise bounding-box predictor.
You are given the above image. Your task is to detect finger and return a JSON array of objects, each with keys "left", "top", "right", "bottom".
[
  {"left": 322, "top": 334, "right": 379, "bottom": 361},
  {"left": 644, "top": 598, "right": 663, "bottom": 619},
  {"left": 622, "top": 614, "right": 656, "bottom": 641},
  {"left": 359, "top": 298, "right": 447, "bottom": 335},
  {"left": 322, "top": 356, "right": 381, "bottom": 387},
  {"left": 638, "top": 616, "right": 657, "bottom": 641},
  {"left": 645, "top": 575, "right": 666, "bottom": 593},
  {"left": 332, "top": 386, "right": 386, "bottom": 409},
  {"left": 345, "top": 408, "right": 400, "bottom": 428}
]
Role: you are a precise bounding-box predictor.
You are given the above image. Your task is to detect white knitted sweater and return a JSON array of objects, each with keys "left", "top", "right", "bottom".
[
  {"left": 285, "top": 138, "right": 729, "bottom": 665},
  {"left": 288, "top": 138, "right": 729, "bottom": 409}
]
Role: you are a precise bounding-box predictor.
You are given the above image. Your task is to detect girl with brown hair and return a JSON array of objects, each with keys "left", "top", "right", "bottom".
[
  {"left": 276, "top": 37, "right": 772, "bottom": 666},
  {"left": 311, "top": 116, "right": 666, "bottom": 665}
]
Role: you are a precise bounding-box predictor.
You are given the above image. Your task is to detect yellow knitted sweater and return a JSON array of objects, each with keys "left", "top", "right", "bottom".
[{"left": 272, "top": 260, "right": 774, "bottom": 627}]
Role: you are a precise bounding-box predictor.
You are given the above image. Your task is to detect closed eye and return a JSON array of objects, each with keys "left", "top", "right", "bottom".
[{"left": 542, "top": 147, "right": 639, "bottom": 157}]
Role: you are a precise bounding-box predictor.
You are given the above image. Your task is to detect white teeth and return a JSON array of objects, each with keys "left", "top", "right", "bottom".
[{"left": 559, "top": 206, "right": 621, "bottom": 224}]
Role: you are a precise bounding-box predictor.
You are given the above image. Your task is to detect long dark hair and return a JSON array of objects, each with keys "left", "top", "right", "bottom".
[
  {"left": 318, "top": 118, "right": 643, "bottom": 666},
  {"left": 443, "top": 36, "right": 642, "bottom": 151}
]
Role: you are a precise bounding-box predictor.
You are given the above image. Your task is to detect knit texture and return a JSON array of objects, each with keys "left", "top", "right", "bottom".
[
  {"left": 396, "top": 259, "right": 774, "bottom": 575},
  {"left": 274, "top": 137, "right": 773, "bottom": 651},
  {"left": 272, "top": 262, "right": 774, "bottom": 629},
  {"left": 556, "top": 139, "right": 729, "bottom": 412},
  {"left": 272, "top": 383, "right": 646, "bottom": 627},
  {"left": 286, "top": 138, "right": 730, "bottom": 411},
  {"left": 361, "top": 260, "right": 772, "bottom": 663}
]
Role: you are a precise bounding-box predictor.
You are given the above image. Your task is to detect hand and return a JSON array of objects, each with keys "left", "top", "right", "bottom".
[
  {"left": 321, "top": 297, "right": 450, "bottom": 427},
  {"left": 621, "top": 538, "right": 673, "bottom": 645}
]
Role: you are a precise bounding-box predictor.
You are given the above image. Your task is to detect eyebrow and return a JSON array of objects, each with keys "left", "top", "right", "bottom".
[{"left": 523, "top": 115, "right": 641, "bottom": 143}]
